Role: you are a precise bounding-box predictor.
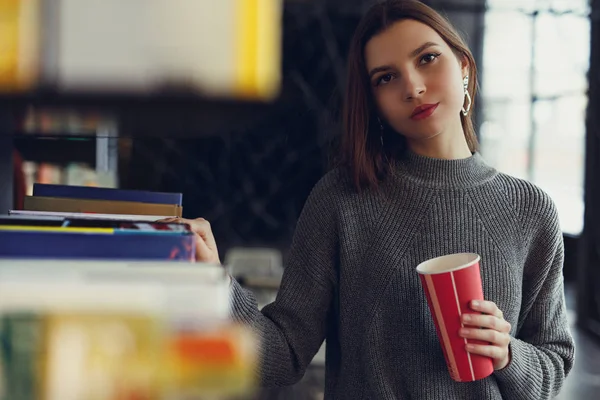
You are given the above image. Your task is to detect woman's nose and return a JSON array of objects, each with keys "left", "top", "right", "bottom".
[{"left": 402, "top": 73, "right": 426, "bottom": 100}]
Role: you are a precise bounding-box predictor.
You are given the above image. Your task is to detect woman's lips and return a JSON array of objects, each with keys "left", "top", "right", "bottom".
[{"left": 410, "top": 103, "right": 439, "bottom": 120}]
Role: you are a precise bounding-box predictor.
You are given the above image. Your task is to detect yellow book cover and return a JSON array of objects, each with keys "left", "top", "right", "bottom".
[
  {"left": 0, "top": 0, "right": 40, "bottom": 91},
  {"left": 41, "top": 313, "right": 164, "bottom": 400},
  {"left": 0, "top": 225, "right": 116, "bottom": 234}
]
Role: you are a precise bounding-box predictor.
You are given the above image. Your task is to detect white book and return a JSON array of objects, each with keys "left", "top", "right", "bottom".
[
  {"left": 0, "top": 259, "right": 226, "bottom": 282},
  {"left": 8, "top": 209, "right": 172, "bottom": 221},
  {"left": 0, "top": 282, "right": 165, "bottom": 313},
  {"left": 0, "top": 260, "right": 231, "bottom": 322}
]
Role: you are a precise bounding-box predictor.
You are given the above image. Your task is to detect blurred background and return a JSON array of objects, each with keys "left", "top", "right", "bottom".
[{"left": 1, "top": 0, "right": 599, "bottom": 398}]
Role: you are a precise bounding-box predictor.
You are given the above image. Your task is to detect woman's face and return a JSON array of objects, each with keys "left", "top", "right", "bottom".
[{"left": 365, "top": 19, "right": 468, "bottom": 143}]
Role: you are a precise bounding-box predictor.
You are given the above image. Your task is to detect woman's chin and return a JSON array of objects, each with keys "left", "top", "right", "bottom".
[{"left": 403, "top": 129, "right": 443, "bottom": 142}]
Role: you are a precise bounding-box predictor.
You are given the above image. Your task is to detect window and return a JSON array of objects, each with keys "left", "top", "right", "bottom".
[{"left": 481, "top": 0, "right": 590, "bottom": 235}]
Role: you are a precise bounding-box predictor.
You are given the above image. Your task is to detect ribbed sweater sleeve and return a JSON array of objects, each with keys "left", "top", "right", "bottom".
[
  {"left": 229, "top": 173, "right": 338, "bottom": 386},
  {"left": 494, "top": 185, "right": 575, "bottom": 399}
]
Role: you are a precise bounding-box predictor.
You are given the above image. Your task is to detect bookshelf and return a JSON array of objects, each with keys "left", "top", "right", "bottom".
[
  {"left": 0, "top": 90, "right": 284, "bottom": 215},
  {"left": 0, "top": 0, "right": 285, "bottom": 212}
]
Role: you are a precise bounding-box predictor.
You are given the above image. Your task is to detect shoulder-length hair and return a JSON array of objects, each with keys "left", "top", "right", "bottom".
[{"left": 340, "top": 0, "right": 479, "bottom": 191}]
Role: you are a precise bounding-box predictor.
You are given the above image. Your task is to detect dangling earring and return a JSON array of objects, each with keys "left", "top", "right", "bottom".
[
  {"left": 377, "top": 117, "right": 384, "bottom": 147},
  {"left": 462, "top": 75, "right": 472, "bottom": 116}
]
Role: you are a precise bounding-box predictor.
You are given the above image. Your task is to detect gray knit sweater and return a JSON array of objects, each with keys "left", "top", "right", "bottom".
[{"left": 230, "top": 151, "right": 575, "bottom": 399}]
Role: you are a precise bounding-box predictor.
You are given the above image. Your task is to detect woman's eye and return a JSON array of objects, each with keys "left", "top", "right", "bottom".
[
  {"left": 376, "top": 73, "right": 394, "bottom": 86},
  {"left": 420, "top": 53, "right": 440, "bottom": 65}
]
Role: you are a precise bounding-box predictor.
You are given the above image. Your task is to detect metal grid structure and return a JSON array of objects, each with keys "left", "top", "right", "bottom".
[{"left": 480, "top": 0, "right": 590, "bottom": 236}]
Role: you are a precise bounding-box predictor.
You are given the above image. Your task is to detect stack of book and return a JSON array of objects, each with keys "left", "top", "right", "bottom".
[
  {"left": 0, "top": 185, "right": 259, "bottom": 399},
  {"left": 4, "top": 184, "right": 192, "bottom": 261}
]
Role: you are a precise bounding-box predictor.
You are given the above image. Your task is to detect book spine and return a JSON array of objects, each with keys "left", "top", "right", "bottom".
[
  {"left": 23, "top": 196, "right": 182, "bottom": 217},
  {"left": 0, "top": 231, "right": 196, "bottom": 261}
]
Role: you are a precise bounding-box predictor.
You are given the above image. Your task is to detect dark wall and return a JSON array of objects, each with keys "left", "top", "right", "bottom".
[
  {"left": 577, "top": 0, "right": 600, "bottom": 338},
  {"left": 122, "top": 3, "right": 357, "bottom": 258}
]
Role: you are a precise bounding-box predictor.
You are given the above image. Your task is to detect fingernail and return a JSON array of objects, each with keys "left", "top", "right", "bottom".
[
  {"left": 460, "top": 328, "right": 470, "bottom": 335},
  {"left": 463, "top": 314, "right": 471, "bottom": 322},
  {"left": 471, "top": 300, "right": 479, "bottom": 307},
  {"left": 466, "top": 344, "right": 475, "bottom": 351}
]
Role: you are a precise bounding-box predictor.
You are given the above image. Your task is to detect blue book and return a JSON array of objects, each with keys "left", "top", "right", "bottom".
[
  {"left": 0, "top": 230, "right": 195, "bottom": 261},
  {"left": 32, "top": 184, "right": 182, "bottom": 206}
]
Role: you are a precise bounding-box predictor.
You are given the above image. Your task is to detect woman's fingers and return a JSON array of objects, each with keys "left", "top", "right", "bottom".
[{"left": 156, "top": 217, "right": 221, "bottom": 264}]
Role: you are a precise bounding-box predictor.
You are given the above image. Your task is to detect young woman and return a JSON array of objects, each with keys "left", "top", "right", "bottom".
[{"left": 163, "top": 1, "right": 575, "bottom": 398}]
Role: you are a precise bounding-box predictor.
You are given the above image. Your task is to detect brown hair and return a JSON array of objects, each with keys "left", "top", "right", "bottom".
[{"left": 340, "top": 0, "right": 479, "bottom": 191}]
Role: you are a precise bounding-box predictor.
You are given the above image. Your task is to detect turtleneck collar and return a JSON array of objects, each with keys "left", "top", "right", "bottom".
[{"left": 392, "top": 150, "right": 498, "bottom": 189}]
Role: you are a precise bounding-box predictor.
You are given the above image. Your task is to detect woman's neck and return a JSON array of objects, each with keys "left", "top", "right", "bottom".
[{"left": 406, "top": 123, "right": 472, "bottom": 160}]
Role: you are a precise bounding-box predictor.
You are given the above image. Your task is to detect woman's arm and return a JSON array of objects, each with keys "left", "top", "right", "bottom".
[
  {"left": 174, "top": 175, "right": 339, "bottom": 386},
  {"left": 493, "top": 200, "right": 575, "bottom": 399}
]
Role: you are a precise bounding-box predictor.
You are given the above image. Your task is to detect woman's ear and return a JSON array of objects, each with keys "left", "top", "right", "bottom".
[{"left": 460, "top": 55, "right": 470, "bottom": 79}]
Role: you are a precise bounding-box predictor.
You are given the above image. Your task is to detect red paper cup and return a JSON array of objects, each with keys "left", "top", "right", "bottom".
[{"left": 416, "top": 253, "right": 494, "bottom": 382}]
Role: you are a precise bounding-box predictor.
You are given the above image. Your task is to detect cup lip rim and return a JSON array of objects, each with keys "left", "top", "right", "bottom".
[{"left": 416, "top": 252, "right": 481, "bottom": 275}]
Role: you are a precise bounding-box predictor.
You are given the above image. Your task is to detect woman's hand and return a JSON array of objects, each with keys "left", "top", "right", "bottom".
[
  {"left": 459, "top": 300, "right": 512, "bottom": 370},
  {"left": 159, "top": 217, "right": 221, "bottom": 264}
]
